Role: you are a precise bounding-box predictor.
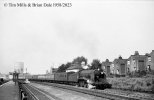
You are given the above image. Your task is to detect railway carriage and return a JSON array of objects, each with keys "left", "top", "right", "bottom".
[
  {"left": 54, "top": 72, "right": 67, "bottom": 83},
  {"left": 26, "top": 74, "right": 32, "bottom": 79},
  {"left": 67, "top": 72, "right": 78, "bottom": 83},
  {"left": 45, "top": 74, "right": 54, "bottom": 81},
  {"left": 18, "top": 74, "right": 26, "bottom": 80},
  {"left": 38, "top": 75, "right": 46, "bottom": 81}
]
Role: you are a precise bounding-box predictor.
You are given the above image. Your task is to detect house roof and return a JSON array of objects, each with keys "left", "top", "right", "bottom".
[
  {"left": 67, "top": 64, "right": 83, "bottom": 70},
  {"left": 113, "top": 58, "right": 127, "bottom": 64}
]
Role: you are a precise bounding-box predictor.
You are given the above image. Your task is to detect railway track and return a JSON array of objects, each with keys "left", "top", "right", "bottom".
[
  {"left": 19, "top": 82, "right": 61, "bottom": 100},
  {"left": 32, "top": 81, "right": 154, "bottom": 100}
]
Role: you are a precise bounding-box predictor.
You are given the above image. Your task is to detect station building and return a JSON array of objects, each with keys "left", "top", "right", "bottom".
[
  {"left": 111, "top": 56, "right": 127, "bottom": 75},
  {"left": 127, "top": 51, "right": 147, "bottom": 72},
  {"left": 101, "top": 59, "right": 112, "bottom": 76}
]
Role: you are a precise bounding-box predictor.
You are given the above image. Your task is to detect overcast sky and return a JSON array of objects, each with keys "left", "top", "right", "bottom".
[{"left": 0, "top": 0, "right": 154, "bottom": 74}]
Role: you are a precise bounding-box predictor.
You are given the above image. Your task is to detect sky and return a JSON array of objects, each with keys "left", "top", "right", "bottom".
[{"left": 0, "top": 0, "right": 154, "bottom": 74}]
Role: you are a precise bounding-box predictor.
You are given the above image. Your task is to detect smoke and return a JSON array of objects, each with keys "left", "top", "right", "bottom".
[{"left": 53, "top": 20, "right": 101, "bottom": 59}]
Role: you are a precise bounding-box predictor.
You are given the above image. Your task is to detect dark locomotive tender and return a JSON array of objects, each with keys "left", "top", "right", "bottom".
[{"left": 26, "top": 68, "right": 112, "bottom": 89}]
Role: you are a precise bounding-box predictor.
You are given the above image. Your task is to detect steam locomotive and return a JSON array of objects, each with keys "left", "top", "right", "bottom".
[{"left": 19, "top": 69, "right": 112, "bottom": 89}]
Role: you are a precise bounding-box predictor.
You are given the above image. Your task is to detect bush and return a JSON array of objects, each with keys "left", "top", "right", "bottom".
[
  {"left": 140, "top": 70, "right": 147, "bottom": 76},
  {"left": 149, "top": 70, "right": 154, "bottom": 75},
  {"left": 128, "top": 71, "right": 147, "bottom": 77},
  {"left": 151, "top": 80, "right": 154, "bottom": 93},
  {"left": 107, "top": 77, "right": 154, "bottom": 93},
  {"left": 115, "top": 74, "right": 120, "bottom": 77},
  {"left": 146, "top": 82, "right": 151, "bottom": 86}
]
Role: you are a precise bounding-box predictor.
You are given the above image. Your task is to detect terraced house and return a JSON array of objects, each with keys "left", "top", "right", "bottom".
[
  {"left": 111, "top": 56, "right": 127, "bottom": 76},
  {"left": 101, "top": 59, "right": 112, "bottom": 76},
  {"left": 127, "top": 51, "right": 147, "bottom": 72},
  {"left": 108, "top": 50, "right": 154, "bottom": 76},
  {"left": 146, "top": 50, "right": 154, "bottom": 71}
]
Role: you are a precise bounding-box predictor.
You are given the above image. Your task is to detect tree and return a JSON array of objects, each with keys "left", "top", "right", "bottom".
[
  {"left": 72, "top": 56, "right": 88, "bottom": 65},
  {"left": 65, "top": 62, "right": 72, "bottom": 70},
  {"left": 90, "top": 59, "right": 101, "bottom": 70},
  {"left": 57, "top": 64, "right": 66, "bottom": 72},
  {"left": 57, "top": 62, "right": 72, "bottom": 72}
]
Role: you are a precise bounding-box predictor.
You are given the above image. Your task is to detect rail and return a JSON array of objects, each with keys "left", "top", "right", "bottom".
[
  {"left": 18, "top": 81, "right": 38, "bottom": 100},
  {"left": 34, "top": 81, "right": 154, "bottom": 100}
]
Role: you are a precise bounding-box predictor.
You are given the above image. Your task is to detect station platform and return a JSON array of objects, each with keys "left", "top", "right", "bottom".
[{"left": 0, "top": 81, "right": 19, "bottom": 100}]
